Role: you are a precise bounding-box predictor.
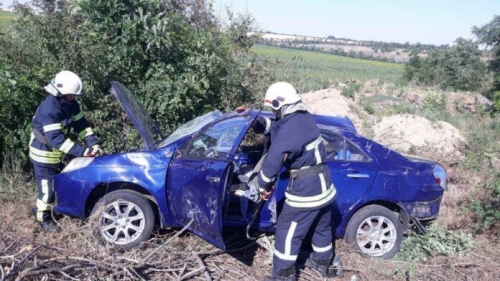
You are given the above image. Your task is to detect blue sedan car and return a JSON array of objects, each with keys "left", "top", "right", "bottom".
[{"left": 53, "top": 82, "right": 447, "bottom": 259}]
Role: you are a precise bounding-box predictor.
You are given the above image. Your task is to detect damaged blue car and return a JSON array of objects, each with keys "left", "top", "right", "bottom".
[{"left": 53, "top": 82, "right": 447, "bottom": 259}]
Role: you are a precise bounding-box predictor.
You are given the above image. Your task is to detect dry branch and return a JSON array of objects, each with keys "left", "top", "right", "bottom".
[
  {"left": 142, "top": 218, "right": 194, "bottom": 263},
  {"left": 188, "top": 245, "right": 212, "bottom": 281}
]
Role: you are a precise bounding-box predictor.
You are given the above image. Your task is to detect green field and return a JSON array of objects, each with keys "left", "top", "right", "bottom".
[
  {"left": 252, "top": 45, "right": 405, "bottom": 92},
  {"left": 0, "top": 11, "right": 14, "bottom": 28}
]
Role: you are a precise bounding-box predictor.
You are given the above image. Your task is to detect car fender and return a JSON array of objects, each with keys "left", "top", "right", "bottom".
[{"left": 54, "top": 148, "right": 176, "bottom": 226}]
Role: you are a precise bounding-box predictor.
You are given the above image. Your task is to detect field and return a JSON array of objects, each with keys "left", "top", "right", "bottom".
[
  {"left": 1, "top": 32, "right": 500, "bottom": 280},
  {"left": 251, "top": 45, "right": 405, "bottom": 92},
  {"left": 0, "top": 11, "right": 14, "bottom": 29}
]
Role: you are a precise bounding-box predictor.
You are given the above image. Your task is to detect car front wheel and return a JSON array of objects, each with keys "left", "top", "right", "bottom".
[
  {"left": 344, "top": 205, "right": 402, "bottom": 259},
  {"left": 91, "top": 190, "right": 155, "bottom": 249}
]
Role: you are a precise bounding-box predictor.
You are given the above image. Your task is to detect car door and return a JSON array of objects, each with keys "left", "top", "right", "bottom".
[
  {"left": 321, "top": 131, "right": 378, "bottom": 219},
  {"left": 167, "top": 115, "right": 253, "bottom": 250}
]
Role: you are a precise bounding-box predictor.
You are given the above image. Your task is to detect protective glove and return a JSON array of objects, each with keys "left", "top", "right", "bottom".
[
  {"left": 260, "top": 188, "right": 273, "bottom": 201},
  {"left": 84, "top": 145, "right": 104, "bottom": 157},
  {"left": 244, "top": 183, "right": 261, "bottom": 203}
]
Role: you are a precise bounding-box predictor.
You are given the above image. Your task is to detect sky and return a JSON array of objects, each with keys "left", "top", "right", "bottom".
[
  {"left": 213, "top": 0, "right": 500, "bottom": 46},
  {"left": 2, "top": 0, "right": 499, "bottom": 46}
]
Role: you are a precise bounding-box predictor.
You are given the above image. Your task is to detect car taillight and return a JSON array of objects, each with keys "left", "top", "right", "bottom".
[{"left": 433, "top": 164, "right": 447, "bottom": 189}]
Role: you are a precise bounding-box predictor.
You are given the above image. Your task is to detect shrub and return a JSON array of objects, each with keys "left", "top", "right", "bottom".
[
  {"left": 469, "top": 172, "right": 500, "bottom": 231},
  {"left": 404, "top": 39, "right": 486, "bottom": 92},
  {"left": 396, "top": 225, "right": 474, "bottom": 262},
  {"left": 0, "top": 0, "right": 271, "bottom": 166},
  {"left": 341, "top": 83, "right": 361, "bottom": 99}
]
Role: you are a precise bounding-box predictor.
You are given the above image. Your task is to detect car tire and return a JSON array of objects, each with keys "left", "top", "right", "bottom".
[
  {"left": 344, "top": 205, "right": 402, "bottom": 259},
  {"left": 91, "top": 190, "right": 155, "bottom": 249}
]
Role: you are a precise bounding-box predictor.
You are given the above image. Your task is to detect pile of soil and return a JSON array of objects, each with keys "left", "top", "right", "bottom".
[{"left": 301, "top": 88, "right": 465, "bottom": 163}]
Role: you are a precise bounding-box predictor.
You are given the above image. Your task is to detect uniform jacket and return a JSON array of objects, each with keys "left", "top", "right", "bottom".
[
  {"left": 29, "top": 95, "right": 98, "bottom": 166},
  {"left": 257, "top": 110, "right": 336, "bottom": 210}
]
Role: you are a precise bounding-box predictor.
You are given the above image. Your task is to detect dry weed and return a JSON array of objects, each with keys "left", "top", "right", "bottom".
[{"left": 1, "top": 190, "right": 499, "bottom": 280}]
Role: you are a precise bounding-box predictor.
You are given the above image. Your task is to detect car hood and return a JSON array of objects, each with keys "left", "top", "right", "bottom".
[{"left": 109, "top": 81, "right": 163, "bottom": 150}]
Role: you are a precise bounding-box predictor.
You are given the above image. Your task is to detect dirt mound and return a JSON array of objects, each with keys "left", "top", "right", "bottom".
[
  {"left": 301, "top": 88, "right": 363, "bottom": 128},
  {"left": 372, "top": 114, "right": 465, "bottom": 163},
  {"left": 301, "top": 88, "right": 465, "bottom": 163}
]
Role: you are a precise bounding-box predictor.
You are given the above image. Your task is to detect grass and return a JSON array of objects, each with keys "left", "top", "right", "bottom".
[
  {"left": 251, "top": 44, "right": 405, "bottom": 93},
  {"left": 0, "top": 11, "right": 14, "bottom": 29}
]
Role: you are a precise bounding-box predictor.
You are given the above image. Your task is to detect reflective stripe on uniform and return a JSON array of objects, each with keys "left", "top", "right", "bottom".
[
  {"left": 29, "top": 152, "right": 61, "bottom": 164},
  {"left": 73, "top": 111, "right": 84, "bottom": 121},
  {"left": 260, "top": 170, "right": 274, "bottom": 183},
  {"left": 319, "top": 173, "right": 327, "bottom": 193},
  {"left": 264, "top": 117, "right": 271, "bottom": 135},
  {"left": 285, "top": 184, "right": 335, "bottom": 202},
  {"left": 43, "top": 123, "right": 63, "bottom": 132},
  {"left": 78, "top": 127, "right": 94, "bottom": 139},
  {"left": 59, "top": 139, "right": 75, "bottom": 153},
  {"left": 29, "top": 146, "right": 62, "bottom": 158},
  {"left": 305, "top": 136, "right": 322, "bottom": 164},
  {"left": 312, "top": 243, "right": 332, "bottom": 253},
  {"left": 285, "top": 184, "right": 337, "bottom": 208},
  {"left": 36, "top": 199, "right": 52, "bottom": 211},
  {"left": 285, "top": 221, "right": 297, "bottom": 257},
  {"left": 36, "top": 199, "right": 52, "bottom": 221},
  {"left": 41, "top": 179, "right": 50, "bottom": 203},
  {"left": 274, "top": 248, "right": 298, "bottom": 261}
]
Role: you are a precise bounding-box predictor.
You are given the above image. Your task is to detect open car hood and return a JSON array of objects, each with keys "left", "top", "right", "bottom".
[{"left": 109, "top": 81, "right": 163, "bottom": 149}]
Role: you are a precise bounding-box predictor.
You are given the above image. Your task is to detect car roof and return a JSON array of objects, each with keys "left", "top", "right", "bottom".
[{"left": 228, "top": 109, "right": 357, "bottom": 133}]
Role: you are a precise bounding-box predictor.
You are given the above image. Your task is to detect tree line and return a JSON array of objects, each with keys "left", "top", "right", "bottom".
[{"left": 403, "top": 15, "right": 500, "bottom": 112}]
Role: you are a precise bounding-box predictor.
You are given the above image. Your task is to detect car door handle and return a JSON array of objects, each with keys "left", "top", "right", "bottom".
[
  {"left": 347, "top": 173, "right": 370, "bottom": 179},
  {"left": 206, "top": 176, "right": 220, "bottom": 183}
]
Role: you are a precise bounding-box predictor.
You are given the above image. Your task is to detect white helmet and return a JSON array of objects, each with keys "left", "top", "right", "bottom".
[
  {"left": 264, "top": 82, "right": 300, "bottom": 110},
  {"left": 50, "top": 71, "right": 84, "bottom": 96}
]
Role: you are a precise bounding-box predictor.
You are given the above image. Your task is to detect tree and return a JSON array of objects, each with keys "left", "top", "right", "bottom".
[
  {"left": 442, "top": 38, "right": 486, "bottom": 91},
  {"left": 0, "top": 0, "right": 272, "bottom": 165},
  {"left": 403, "top": 39, "right": 486, "bottom": 91},
  {"left": 473, "top": 15, "right": 500, "bottom": 110}
]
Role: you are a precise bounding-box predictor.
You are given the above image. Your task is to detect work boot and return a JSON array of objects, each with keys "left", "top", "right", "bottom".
[
  {"left": 39, "top": 220, "right": 60, "bottom": 232},
  {"left": 263, "top": 266, "right": 296, "bottom": 281},
  {"left": 305, "top": 254, "right": 343, "bottom": 278},
  {"left": 33, "top": 207, "right": 59, "bottom": 232}
]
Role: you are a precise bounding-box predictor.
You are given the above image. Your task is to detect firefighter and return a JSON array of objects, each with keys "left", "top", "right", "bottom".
[
  {"left": 256, "top": 82, "right": 339, "bottom": 281},
  {"left": 29, "top": 71, "right": 102, "bottom": 232}
]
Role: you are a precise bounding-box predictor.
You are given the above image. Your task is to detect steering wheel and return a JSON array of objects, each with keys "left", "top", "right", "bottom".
[{"left": 204, "top": 147, "right": 219, "bottom": 158}]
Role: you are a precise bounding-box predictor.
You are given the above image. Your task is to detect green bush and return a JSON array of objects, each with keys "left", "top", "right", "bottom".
[
  {"left": 0, "top": 0, "right": 271, "bottom": 166},
  {"left": 396, "top": 225, "right": 474, "bottom": 262},
  {"left": 341, "top": 83, "right": 361, "bottom": 99},
  {"left": 358, "top": 93, "right": 416, "bottom": 116},
  {"left": 404, "top": 39, "right": 486, "bottom": 92},
  {"left": 458, "top": 114, "right": 500, "bottom": 171},
  {"left": 473, "top": 15, "right": 500, "bottom": 111},
  {"left": 469, "top": 173, "right": 500, "bottom": 231}
]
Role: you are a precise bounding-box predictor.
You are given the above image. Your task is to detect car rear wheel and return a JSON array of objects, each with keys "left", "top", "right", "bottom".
[
  {"left": 344, "top": 205, "right": 402, "bottom": 259},
  {"left": 91, "top": 190, "right": 155, "bottom": 249}
]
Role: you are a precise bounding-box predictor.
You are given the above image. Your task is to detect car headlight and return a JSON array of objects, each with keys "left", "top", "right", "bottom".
[{"left": 62, "top": 157, "right": 95, "bottom": 173}]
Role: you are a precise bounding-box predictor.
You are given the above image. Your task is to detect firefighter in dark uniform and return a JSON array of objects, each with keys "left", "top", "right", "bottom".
[
  {"left": 29, "top": 71, "right": 102, "bottom": 232},
  {"left": 257, "top": 82, "right": 339, "bottom": 281}
]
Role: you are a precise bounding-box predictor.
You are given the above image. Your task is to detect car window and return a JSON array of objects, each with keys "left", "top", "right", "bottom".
[
  {"left": 181, "top": 116, "right": 249, "bottom": 159},
  {"left": 321, "top": 131, "right": 369, "bottom": 162}
]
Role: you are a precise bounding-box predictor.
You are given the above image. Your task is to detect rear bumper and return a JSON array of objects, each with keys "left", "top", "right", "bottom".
[
  {"left": 398, "top": 197, "right": 442, "bottom": 234},
  {"left": 413, "top": 197, "right": 442, "bottom": 219},
  {"left": 400, "top": 197, "right": 442, "bottom": 220}
]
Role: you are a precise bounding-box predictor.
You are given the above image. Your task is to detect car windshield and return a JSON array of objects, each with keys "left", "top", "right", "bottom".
[{"left": 158, "top": 110, "right": 223, "bottom": 148}]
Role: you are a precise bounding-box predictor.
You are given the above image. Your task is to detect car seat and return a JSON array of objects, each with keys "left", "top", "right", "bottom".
[{"left": 335, "top": 149, "right": 351, "bottom": 160}]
